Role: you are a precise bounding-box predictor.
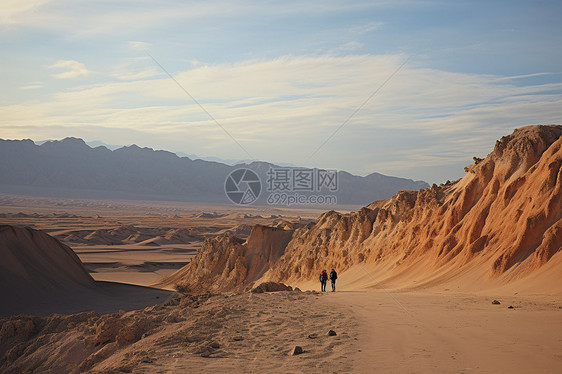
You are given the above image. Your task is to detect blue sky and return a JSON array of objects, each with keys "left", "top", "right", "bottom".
[{"left": 1, "top": 0, "right": 561, "bottom": 183}]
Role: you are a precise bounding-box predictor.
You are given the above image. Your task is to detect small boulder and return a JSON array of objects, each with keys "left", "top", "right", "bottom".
[
  {"left": 94, "top": 318, "right": 124, "bottom": 346},
  {"left": 328, "top": 330, "right": 337, "bottom": 336},
  {"left": 492, "top": 300, "right": 501, "bottom": 305},
  {"left": 250, "top": 282, "right": 293, "bottom": 293},
  {"left": 291, "top": 346, "right": 304, "bottom": 355},
  {"left": 116, "top": 317, "right": 150, "bottom": 347},
  {"left": 308, "top": 333, "right": 318, "bottom": 339}
]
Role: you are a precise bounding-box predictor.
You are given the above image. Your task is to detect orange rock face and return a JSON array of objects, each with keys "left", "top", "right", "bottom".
[
  {"left": 266, "top": 125, "right": 562, "bottom": 287},
  {"left": 163, "top": 225, "right": 294, "bottom": 292},
  {"left": 172, "top": 125, "right": 562, "bottom": 292}
]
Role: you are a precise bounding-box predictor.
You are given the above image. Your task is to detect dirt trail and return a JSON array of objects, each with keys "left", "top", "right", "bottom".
[{"left": 322, "top": 291, "right": 562, "bottom": 373}]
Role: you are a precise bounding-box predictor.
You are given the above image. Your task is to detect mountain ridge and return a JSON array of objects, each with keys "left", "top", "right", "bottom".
[{"left": 0, "top": 137, "right": 428, "bottom": 205}]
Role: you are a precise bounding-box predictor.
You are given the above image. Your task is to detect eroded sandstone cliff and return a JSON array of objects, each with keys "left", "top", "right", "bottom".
[{"left": 165, "top": 125, "right": 562, "bottom": 292}]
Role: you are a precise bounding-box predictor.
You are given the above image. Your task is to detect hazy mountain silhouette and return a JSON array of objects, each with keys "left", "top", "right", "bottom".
[{"left": 0, "top": 137, "right": 428, "bottom": 205}]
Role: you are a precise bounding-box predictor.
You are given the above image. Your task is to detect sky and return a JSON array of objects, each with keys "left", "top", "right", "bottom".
[{"left": 1, "top": 0, "right": 561, "bottom": 184}]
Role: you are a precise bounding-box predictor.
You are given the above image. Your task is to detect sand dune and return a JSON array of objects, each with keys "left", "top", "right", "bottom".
[
  {"left": 62, "top": 226, "right": 200, "bottom": 246},
  {"left": 0, "top": 225, "right": 172, "bottom": 317},
  {"left": 0, "top": 225, "right": 95, "bottom": 307}
]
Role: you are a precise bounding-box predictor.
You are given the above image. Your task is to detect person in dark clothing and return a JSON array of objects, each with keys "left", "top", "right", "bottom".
[
  {"left": 320, "top": 269, "right": 328, "bottom": 292},
  {"left": 329, "top": 268, "right": 338, "bottom": 292}
]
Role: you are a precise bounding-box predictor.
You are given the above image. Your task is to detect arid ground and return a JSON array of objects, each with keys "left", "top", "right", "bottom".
[{"left": 1, "top": 193, "right": 561, "bottom": 373}]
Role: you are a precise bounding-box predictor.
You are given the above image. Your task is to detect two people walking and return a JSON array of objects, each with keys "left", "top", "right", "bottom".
[{"left": 319, "top": 268, "right": 337, "bottom": 292}]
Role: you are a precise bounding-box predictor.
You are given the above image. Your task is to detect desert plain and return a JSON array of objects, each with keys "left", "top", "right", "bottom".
[{"left": 1, "top": 191, "right": 560, "bottom": 374}]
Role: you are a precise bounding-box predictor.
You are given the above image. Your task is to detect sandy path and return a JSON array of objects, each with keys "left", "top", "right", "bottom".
[{"left": 321, "top": 291, "right": 562, "bottom": 373}]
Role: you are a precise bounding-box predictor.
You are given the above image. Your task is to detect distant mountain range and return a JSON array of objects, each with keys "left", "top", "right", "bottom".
[
  {"left": 0, "top": 137, "right": 428, "bottom": 206},
  {"left": 37, "top": 139, "right": 265, "bottom": 166}
]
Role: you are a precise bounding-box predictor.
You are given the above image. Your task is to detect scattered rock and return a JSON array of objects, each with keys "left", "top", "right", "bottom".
[
  {"left": 308, "top": 333, "right": 318, "bottom": 339},
  {"left": 233, "top": 336, "right": 244, "bottom": 341},
  {"left": 328, "top": 330, "right": 337, "bottom": 336},
  {"left": 94, "top": 318, "right": 124, "bottom": 346},
  {"left": 291, "top": 346, "right": 304, "bottom": 355},
  {"left": 116, "top": 317, "right": 149, "bottom": 346},
  {"left": 508, "top": 306, "right": 515, "bottom": 309},
  {"left": 492, "top": 300, "right": 501, "bottom": 305},
  {"left": 250, "top": 282, "right": 293, "bottom": 293}
]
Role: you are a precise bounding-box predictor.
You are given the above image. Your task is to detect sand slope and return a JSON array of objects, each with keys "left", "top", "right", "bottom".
[
  {"left": 0, "top": 225, "right": 172, "bottom": 317},
  {"left": 0, "top": 225, "right": 95, "bottom": 312},
  {"left": 166, "top": 125, "right": 562, "bottom": 294},
  {"left": 266, "top": 125, "right": 562, "bottom": 290}
]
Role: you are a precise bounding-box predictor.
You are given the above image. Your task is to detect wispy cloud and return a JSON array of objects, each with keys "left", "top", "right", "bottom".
[
  {"left": 492, "top": 72, "right": 561, "bottom": 82},
  {"left": 49, "top": 60, "right": 91, "bottom": 79},
  {"left": 2, "top": 54, "right": 561, "bottom": 183},
  {"left": 349, "top": 21, "right": 384, "bottom": 34},
  {"left": 0, "top": 0, "right": 419, "bottom": 35},
  {"left": 128, "top": 41, "right": 150, "bottom": 51},
  {"left": 336, "top": 41, "right": 364, "bottom": 52},
  {"left": 0, "top": 0, "right": 51, "bottom": 25},
  {"left": 110, "top": 58, "right": 160, "bottom": 81},
  {"left": 20, "top": 82, "right": 43, "bottom": 90}
]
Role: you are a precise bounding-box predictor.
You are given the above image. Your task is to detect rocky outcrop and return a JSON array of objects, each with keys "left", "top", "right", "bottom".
[
  {"left": 263, "top": 125, "right": 562, "bottom": 285},
  {"left": 250, "top": 282, "right": 293, "bottom": 293},
  {"left": 160, "top": 225, "right": 294, "bottom": 292},
  {"left": 169, "top": 125, "right": 562, "bottom": 292}
]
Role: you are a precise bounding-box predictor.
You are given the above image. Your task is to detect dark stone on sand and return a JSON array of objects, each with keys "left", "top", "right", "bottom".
[
  {"left": 492, "top": 300, "right": 501, "bottom": 305},
  {"left": 291, "top": 346, "right": 304, "bottom": 355},
  {"left": 308, "top": 333, "right": 318, "bottom": 339},
  {"left": 508, "top": 306, "right": 514, "bottom": 309},
  {"left": 328, "top": 330, "right": 337, "bottom": 336},
  {"left": 233, "top": 336, "right": 244, "bottom": 341}
]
